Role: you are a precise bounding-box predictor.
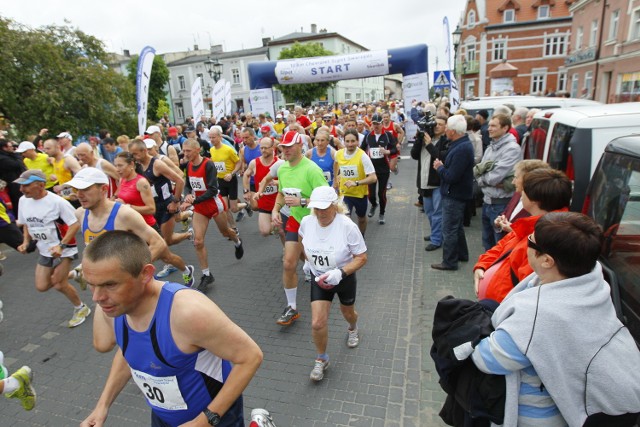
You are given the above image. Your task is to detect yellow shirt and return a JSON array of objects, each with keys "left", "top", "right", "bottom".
[
  {"left": 274, "top": 122, "right": 286, "bottom": 135},
  {"left": 335, "top": 148, "right": 368, "bottom": 198},
  {"left": 209, "top": 144, "right": 239, "bottom": 179},
  {"left": 24, "top": 152, "right": 56, "bottom": 189},
  {"left": 53, "top": 156, "right": 73, "bottom": 185}
]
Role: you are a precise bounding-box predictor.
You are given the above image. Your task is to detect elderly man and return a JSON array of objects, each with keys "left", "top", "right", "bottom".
[
  {"left": 74, "top": 143, "right": 119, "bottom": 198},
  {"left": 56, "top": 132, "right": 75, "bottom": 157},
  {"left": 145, "top": 125, "right": 179, "bottom": 167},
  {"left": 431, "top": 115, "right": 475, "bottom": 271}
]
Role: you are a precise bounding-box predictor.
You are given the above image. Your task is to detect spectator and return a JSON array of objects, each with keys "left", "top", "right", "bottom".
[{"left": 0, "top": 139, "right": 26, "bottom": 216}]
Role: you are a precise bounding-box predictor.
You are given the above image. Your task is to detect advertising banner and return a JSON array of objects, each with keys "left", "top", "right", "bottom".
[
  {"left": 224, "top": 81, "right": 232, "bottom": 115},
  {"left": 190, "top": 76, "right": 204, "bottom": 123},
  {"left": 249, "top": 88, "right": 275, "bottom": 118},
  {"left": 136, "top": 46, "right": 155, "bottom": 136},
  {"left": 212, "top": 79, "right": 226, "bottom": 121},
  {"left": 402, "top": 72, "right": 429, "bottom": 141}
]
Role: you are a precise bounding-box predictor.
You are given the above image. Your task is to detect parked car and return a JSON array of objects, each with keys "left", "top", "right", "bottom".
[
  {"left": 583, "top": 134, "right": 640, "bottom": 343},
  {"left": 460, "top": 95, "right": 600, "bottom": 117},
  {"left": 523, "top": 102, "right": 640, "bottom": 211}
]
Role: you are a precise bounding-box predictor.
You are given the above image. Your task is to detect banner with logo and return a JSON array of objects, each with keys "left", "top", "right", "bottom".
[
  {"left": 275, "top": 50, "right": 389, "bottom": 85},
  {"left": 402, "top": 72, "right": 429, "bottom": 141},
  {"left": 249, "top": 88, "right": 275, "bottom": 118},
  {"left": 224, "top": 80, "right": 232, "bottom": 116},
  {"left": 190, "top": 76, "right": 205, "bottom": 123},
  {"left": 450, "top": 75, "right": 460, "bottom": 113},
  {"left": 212, "top": 79, "right": 226, "bottom": 121},
  {"left": 136, "top": 46, "right": 156, "bottom": 136}
]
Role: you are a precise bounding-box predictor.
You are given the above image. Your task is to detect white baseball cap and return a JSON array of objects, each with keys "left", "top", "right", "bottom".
[
  {"left": 143, "top": 138, "right": 156, "bottom": 149},
  {"left": 308, "top": 186, "right": 338, "bottom": 209},
  {"left": 63, "top": 167, "right": 109, "bottom": 189},
  {"left": 145, "top": 125, "right": 161, "bottom": 135},
  {"left": 15, "top": 141, "right": 36, "bottom": 153},
  {"left": 56, "top": 132, "right": 72, "bottom": 140}
]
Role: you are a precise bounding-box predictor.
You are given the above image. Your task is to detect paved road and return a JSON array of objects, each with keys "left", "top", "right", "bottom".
[{"left": 0, "top": 148, "right": 482, "bottom": 426}]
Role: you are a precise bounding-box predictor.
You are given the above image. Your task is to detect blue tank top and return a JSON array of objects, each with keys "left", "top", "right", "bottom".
[
  {"left": 144, "top": 157, "right": 173, "bottom": 202},
  {"left": 311, "top": 147, "right": 334, "bottom": 186},
  {"left": 82, "top": 203, "right": 121, "bottom": 245},
  {"left": 115, "top": 282, "right": 232, "bottom": 425},
  {"left": 243, "top": 145, "right": 261, "bottom": 185}
]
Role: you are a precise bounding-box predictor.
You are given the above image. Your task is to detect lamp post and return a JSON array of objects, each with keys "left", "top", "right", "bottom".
[
  {"left": 461, "top": 59, "right": 468, "bottom": 99},
  {"left": 204, "top": 56, "right": 223, "bottom": 83}
]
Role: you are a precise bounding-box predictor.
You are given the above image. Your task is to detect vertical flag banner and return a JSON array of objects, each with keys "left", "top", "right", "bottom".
[
  {"left": 136, "top": 46, "right": 156, "bottom": 136},
  {"left": 212, "top": 79, "right": 226, "bottom": 121},
  {"left": 442, "top": 17, "right": 460, "bottom": 112},
  {"left": 191, "top": 76, "right": 204, "bottom": 123},
  {"left": 249, "top": 88, "right": 275, "bottom": 119},
  {"left": 443, "top": 17, "right": 452, "bottom": 71},
  {"left": 224, "top": 81, "right": 232, "bottom": 116}
]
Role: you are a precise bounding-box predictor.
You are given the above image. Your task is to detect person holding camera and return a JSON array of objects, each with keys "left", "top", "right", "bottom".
[{"left": 411, "top": 114, "right": 449, "bottom": 252}]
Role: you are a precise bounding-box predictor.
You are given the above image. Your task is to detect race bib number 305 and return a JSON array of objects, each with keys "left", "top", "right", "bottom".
[
  {"left": 130, "top": 369, "right": 187, "bottom": 411},
  {"left": 340, "top": 165, "right": 358, "bottom": 179}
]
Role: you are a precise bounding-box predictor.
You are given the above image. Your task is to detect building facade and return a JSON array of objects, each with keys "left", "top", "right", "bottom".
[
  {"left": 456, "top": 0, "right": 573, "bottom": 98},
  {"left": 566, "top": 0, "right": 640, "bottom": 103}
]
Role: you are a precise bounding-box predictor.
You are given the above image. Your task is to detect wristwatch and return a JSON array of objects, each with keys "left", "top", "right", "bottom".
[
  {"left": 355, "top": 181, "right": 359, "bottom": 186},
  {"left": 300, "top": 198, "right": 308, "bottom": 207},
  {"left": 203, "top": 408, "right": 221, "bottom": 425},
  {"left": 243, "top": 188, "right": 249, "bottom": 194},
  {"left": 59, "top": 243, "right": 70, "bottom": 249}
]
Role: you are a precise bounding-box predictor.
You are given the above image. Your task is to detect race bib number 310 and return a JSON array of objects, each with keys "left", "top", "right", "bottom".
[{"left": 130, "top": 369, "right": 187, "bottom": 411}]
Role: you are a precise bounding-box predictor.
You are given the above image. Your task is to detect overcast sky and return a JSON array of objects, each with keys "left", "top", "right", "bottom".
[{"left": 3, "top": 0, "right": 467, "bottom": 82}]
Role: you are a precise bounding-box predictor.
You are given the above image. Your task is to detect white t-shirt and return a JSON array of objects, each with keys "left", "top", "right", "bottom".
[
  {"left": 299, "top": 213, "right": 367, "bottom": 276},
  {"left": 17, "top": 193, "right": 78, "bottom": 257}
]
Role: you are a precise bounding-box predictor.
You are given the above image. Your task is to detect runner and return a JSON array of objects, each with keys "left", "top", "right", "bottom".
[
  {"left": 180, "top": 139, "right": 244, "bottom": 293},
  {"left": 333, "top": 129, "right": 377, "bottom": 236},
  {"left": 381, "top": 111, "right": 405, "bottom": 176},
  {"left": 237, "top": 128, "right": 260, "bottom": 222},
  {"left": 42, "top": 138, "right": 81, "bottom": 202},
  {"left": 112, "top": 152, "right": 160, "bottom": 230},
  {"left": 306, "top": 129, "right": 336, "bottom": 186},
  {"left": 14, "top": 170, "right": 91, "bottom": 328},
  {"left": 243, "top": 137, "right": 280, "bottom": 238},
  {"left": 271, "top": 131, "right": 328, "bottom": 326},
  {"left": 299, "top": 186, "right": 368, "bottom": 382}
]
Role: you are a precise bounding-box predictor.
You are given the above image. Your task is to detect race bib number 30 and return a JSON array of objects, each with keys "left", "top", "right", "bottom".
[{"left": 130, "top": 369, "right": 187, "bottom": 411}]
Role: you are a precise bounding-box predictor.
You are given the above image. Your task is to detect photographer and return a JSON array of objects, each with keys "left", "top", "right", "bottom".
[{"left": 411, "top": 114, "right": 449, "bottom": 251}]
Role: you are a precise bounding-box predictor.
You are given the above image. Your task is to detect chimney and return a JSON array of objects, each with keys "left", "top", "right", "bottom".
[
  {"left": 123, "top": 49, "right": 130, "bottom": 57},
  {"left": 311, "top": 24, "right": 317, "bottom": 34},
  {"left": 194, "top": 44, "right": 199, "bottom": 51},
  {"left": 262, "top": 37, "right": 271, "bottom": 47}
]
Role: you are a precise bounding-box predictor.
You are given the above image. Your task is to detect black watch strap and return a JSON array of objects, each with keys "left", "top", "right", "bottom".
[{"left": 203, "top": 408, "right": 221, "bottom": 425}]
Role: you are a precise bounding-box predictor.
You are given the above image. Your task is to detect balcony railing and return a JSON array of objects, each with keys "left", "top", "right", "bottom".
[{"left": 458, "top": 59, "right": 479, "bottom": 75}]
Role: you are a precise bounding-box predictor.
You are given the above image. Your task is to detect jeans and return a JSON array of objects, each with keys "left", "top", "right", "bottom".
[
  {"left": 441, "top": 196, "right": 469, "bottom": 269},
  {"left": 151, "top": 395, "right": 244, "bottom": 427},
  {"left": 423, "top": 188, "right": 443, "bottom": 246},
  {"left": 481, "top": 202, "right": 507, "bottom": 251}
]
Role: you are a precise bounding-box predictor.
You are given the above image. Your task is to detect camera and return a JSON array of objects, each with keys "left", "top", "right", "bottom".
[{"left": 415, "top": 111, "right": 437, "bottom": 140}]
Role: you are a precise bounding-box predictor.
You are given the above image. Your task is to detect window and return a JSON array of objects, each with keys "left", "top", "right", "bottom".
[
  {"left": 538, "top": 5, "right": 550, "bottom": 19},
  {"left": 493, "top": 40, "right": 506, "bottom": 61},
  {"left": 466, "top": 44, "right": 476, "bottom": 62},
  {"left": 175, "top": 102, "right": 184, "bottom": 120},
  {"left": 178, "top": 75, "right": 186, "bottom": 90},
  {"left": 524, "top": 118, "right": 549, "bottom": 160},
  {"left": 467, "top": 10, "right": 476, "bottom": 27},
  {"left": 503, "top": 9, "right": 515, "bottom": 23},
  {"left": 571, "top": 74, "right": 579, "bottom": 97},
  {"left": 632, "top": 9, "right": 640, "bottom": 40},
  {"left": 609, "top": 10, "right": 620, "bottom": 40},
  {"left": 531, "top": 71, "right": 547, "bottom": 94},
  {"left": 545, "top": 34, "right": 566, "bottom": 57},
  {"left": 345, "top": 92, "right": 352, "bottom": 101},
  {"left": 590, "top": 20, "right": 599, "bottom": 47},
  {"left": 575, "top": 27, "right": 584, "bottom": 50},
  {"left": 584, "top": 71, "right": 593, "bottom": 98},
  {"left": 232, "top": 68, "right": 240, "bottom": 84},
  {"left": 558, "top": 70, "right": 567, "bottom": 92},
  {"left": 547, "top": 123, "right": 576, "bottom": 173}
]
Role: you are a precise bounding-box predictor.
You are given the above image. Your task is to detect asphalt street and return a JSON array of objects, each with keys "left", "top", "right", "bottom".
[{"left": 0, "top": 147, "right": 482, "bottom": 426}]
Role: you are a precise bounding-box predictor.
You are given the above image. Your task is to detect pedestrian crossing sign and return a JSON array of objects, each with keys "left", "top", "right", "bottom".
[{"left": 434, "top": 71, "right": 450, "bottom": 87}]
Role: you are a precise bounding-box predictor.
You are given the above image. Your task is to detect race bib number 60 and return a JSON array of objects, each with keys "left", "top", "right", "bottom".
[{"left": 130, "top": 369, "right": 187, "bottom": 411}]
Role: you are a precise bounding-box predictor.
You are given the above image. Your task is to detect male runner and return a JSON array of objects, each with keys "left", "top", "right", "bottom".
[{"left": 243, "top": 137, "right": 280, "bottom": 238}]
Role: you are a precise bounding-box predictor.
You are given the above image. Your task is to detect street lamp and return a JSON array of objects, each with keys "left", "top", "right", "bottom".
[
  {"left": 204, "top": 56, "right": 223, "bottom": 83},
  {"left": 461, "top": 59, "right": 468, "bottom": 99}
]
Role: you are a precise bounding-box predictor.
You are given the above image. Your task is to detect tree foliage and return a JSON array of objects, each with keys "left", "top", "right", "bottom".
[
  {"left": 126, "top": 55, "right": 170, "bottom": 122},
  {"left": 0, "top": 17, "right": 137, "bottom": 138},
  {"left": 275, "top": 42, "right": 335, "bottom": 106}
]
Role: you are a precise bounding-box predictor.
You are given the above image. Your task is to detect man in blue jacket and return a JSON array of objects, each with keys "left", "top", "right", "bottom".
[{"left": 431, "top": 115, "right": 475, "bottom": 271}]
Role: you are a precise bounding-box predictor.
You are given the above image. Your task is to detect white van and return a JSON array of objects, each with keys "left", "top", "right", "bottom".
[
  {"left": 460, "top": 96, "right": 601, "bottom": 117},
  {"left": 523, "top": 102, "right": 640, "bottom": 211}
]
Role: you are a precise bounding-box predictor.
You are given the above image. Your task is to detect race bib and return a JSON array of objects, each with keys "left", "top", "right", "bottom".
[
  {"left": 150, "top": 185, "right": 158, "bottom": 198},
  {"left": 369, "top": 147, "right": 383, "bottom": 159},
  {"left": 130, "top": 369, "right": 187, "bottom": 411},
  {"left": 160, "top": 183, "right": 171, "bottom": 200},
  {"left": 60, "top": 187, "right": 74, "bottom": 199},
  {"left": 340, "top": 165, "right": 358, "bottom": 179},
  {"left": 307, "top": 249, "right": 337, "bottom": 273},
  {"left": 214, "top": 162, "right": 226, "bottom": 173},
  {"left": 323, "top": 171, "right": 332, "bottom": 182},
  {"left": 28, "top": 226, "right": 56, "bottom": 242},
  {"left": 263, "top": 185, "right": 277, "bottom": 195},
  {"left": 282, "top": 188, "right": 302, "bottom": 198},
  {"left": 189, "top": 176, "right": 206, "bottom": 192}
]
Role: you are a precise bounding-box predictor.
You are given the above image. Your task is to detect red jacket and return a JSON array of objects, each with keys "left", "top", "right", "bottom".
[{"left": 474, "top": 208, "right": 568, "bottom": 302}]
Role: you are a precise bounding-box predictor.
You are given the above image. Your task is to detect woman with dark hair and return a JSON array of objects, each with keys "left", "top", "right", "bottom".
[{"left": 113, "top": 152, "right": 159, "bottom": 230}]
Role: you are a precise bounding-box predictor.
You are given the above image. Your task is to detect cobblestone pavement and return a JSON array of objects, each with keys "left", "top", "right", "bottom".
[{"left": 0, "top": 147, "right": 483, "bottom": 426}]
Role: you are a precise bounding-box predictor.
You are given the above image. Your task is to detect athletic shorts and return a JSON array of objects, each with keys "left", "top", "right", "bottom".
[
  {"left": 285, "top": 215, "right": 300, "bottom": 234},
  {"left": 194, "top": 195, "right": 227, "bottom": 219},
  {"left": 258, "top": 208, "right": 272, "bottom": 214},
  {"left": 344, "top": 196, "right": 368, "bottom": 218},
  {"left": 310, "top": 272, "right": 357, "bottom": 306},
  {"left": 249, "top": 183, "right": 256, "bottom": 192},
  {"left": 38, "top": 253, "right": 78, "bottom": 268},
  {"left": 154, "top": 199, "right": 174, "bottom": 225},
  {"left": 218, "top": 176, "right": 238, "bottom": 200}
]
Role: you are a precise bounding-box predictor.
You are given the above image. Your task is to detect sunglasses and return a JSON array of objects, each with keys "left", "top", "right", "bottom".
[{"left": 527, "top": 234, "right": 544, "bottom": 253}]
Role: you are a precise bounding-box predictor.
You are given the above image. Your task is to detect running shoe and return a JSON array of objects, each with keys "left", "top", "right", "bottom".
[
  {"left": 68, "top": 304, "right": 91, "bottom": 328},
  {"left": 367, "top": 204, "right": 378, "bottom": 218},
  {"left": 5, "top": 366, "right": 36, "bottom": 411},
  {"left": 187, "top": 227, "right": 194, "bottom": 242},
  {"left": 386, "top": 182, "right": 393, "bottom": 190},
  {"left": 309, "top": 358, "right": 329, "bottom": 382},
  {"left": 347, "top": 329, "right": 360, "bottom": 348},
  {"left": 155, "top": 264, "right": 178, "bottom": 279},
  {"left": 181, "top": 210, "right": 193, "bottom": 232},
  {"left": 235, "top": 211, "right": 245, "bottom": 222},
  {"left": 246, "top": 205, "right": 254, "bottom": 217},
  {"left": 197, "top": 274, "right": 214, "bottom": 292},
  {"left": 70, "top": 266, "right": 87, "bottom": 291},
  {"left": 378, "top": 214, "right": 385, "bottom": 225},
  {"left": 183, "top": 265, "right": 195, "bottom": 288},
  {"left": 0, "top": 251, "right": 6, "bottom": 261},
  {"left": 250, "top": 408, "right": 277, "bottom": 427},
  {"left": 276, "top": 306, "right": 299, "bottom": 326},
  {"left": 235, "top": 240, "right": 244, "bottom": 260}
]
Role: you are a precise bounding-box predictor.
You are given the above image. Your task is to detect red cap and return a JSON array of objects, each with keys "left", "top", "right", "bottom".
[
  {"left": 280, "top": 130, "right": 302, "bottom": 147},
  {"left": 168, "top": 126, "right": 178, "bottom": 136},
  {"left": 260, "top": 125, "right": 271, "bottom": 134}
]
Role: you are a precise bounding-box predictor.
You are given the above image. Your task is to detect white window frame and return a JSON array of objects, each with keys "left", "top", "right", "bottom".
[
  {"left": 178, "top": 75, "right": 186, "bottom": 90},
  {"left": 609, "top": 9, "right": 620, "bottom": 41},
  {"left": 467, "top": 10, "right": 476, "bottom": 28},
  {"left": 557, "top": 70, "right": 568, "bottom": 92},
  {"left": 544, "top": 34, "right": 566, "bottom": 57},
  {"left": 584, "top": 71, "right": 593, "bottom": 98},
  {"left": 503, "top": 9, "right": 515, "bottom": 23},
  {"left": 465, "top": 44, "right": 476, "bottom": 62},
  {"left": 631, "top": 8, "right": 640, "bottom": 40},
  {"left": 590, "top": 20, "right": 599, "bottom": 47},
  {"left": 232, "top": 68, "right": 240, "bottom": 85},
  {"left": 571, "top": 74, "right": 579, "bottom": 98},
  {"left": 575, "top": 27, "right": 584, "bottom": 50},
  {"left": 345, "top": 92, "right": 352, "bottom": 101},
  {"left": 530, "top": 69, "right": 547, "bottom": 94},
  {"left": 538, "top": 5, "right": 550, "bottom": 19},
  {"left": 175, "top": 102, "right": 184, "bottom": 120},
  {"left": 493, "top": 39, "right": 506, "bottom": 62}
]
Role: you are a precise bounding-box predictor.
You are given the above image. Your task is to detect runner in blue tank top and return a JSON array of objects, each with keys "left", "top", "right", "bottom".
[{"left": 306, "top": 129, "right": 336, "bottom": 186}]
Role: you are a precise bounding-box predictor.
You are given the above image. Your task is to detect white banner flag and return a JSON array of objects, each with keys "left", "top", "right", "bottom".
[
  {"left": 224, "top": 81, "right": 232, "bottom": 116},
  {"left": 136, "top": 46, "right": 156, "bottom": 136},
  {"left": 249, "top": 88, "right": 275, "bottom": 119},
  {"left": 190, "top": 77, "right": 204, "bottom": 124},
  {"left": 402, "top": 72, "right": 430, "bottom": 141},
  {"left": 450, "top": 75, "right": 461, "bottom": 113},
  {"left": 212, "top": 79, "right": 226, "bottom": 121}
]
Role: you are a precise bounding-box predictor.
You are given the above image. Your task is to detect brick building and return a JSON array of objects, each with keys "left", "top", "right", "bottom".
[
  {"left": 565, "top": 0, "right": 640, "bottom": 103},
  {"left": 455, "top": 0, "right": 573, "bottom": 98}
]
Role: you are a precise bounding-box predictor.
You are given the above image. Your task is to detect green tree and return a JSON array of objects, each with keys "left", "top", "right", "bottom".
[
  {"left": 126, "top": 55, "right": 169, "bottom": 123},
  {"left": 156, "top": 99, "right": 170, "bottom": 120},
  {"left": 275, "top": 42, "right": 335, "bottom": 106},
  {"left": 0, "top": 17, "right": 137, "bottom": 138}
]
